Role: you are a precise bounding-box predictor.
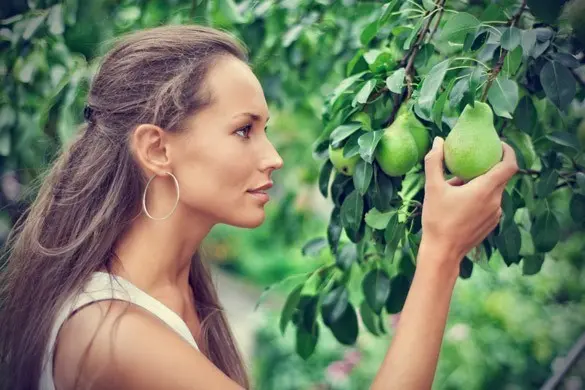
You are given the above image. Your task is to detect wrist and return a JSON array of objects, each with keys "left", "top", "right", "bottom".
[{"left": 416, "top": 238, "right": 461, "bottom": 283}]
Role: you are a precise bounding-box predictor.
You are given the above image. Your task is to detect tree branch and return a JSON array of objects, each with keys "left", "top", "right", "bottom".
[
  {"left": 381, "top": 0, "right": 447, "bottom": 127},
  {"left": 480, "top": 0, "right": 527, "bottom": 101}
]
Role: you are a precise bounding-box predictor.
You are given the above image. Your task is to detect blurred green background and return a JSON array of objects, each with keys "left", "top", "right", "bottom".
[{"left": 1, "top": 0, "right": 584, "bottom": 389}]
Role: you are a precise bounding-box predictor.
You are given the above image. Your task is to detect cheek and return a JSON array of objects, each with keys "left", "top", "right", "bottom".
[{"left": 175, "top": 153, "right": 250, "bottom": 208}]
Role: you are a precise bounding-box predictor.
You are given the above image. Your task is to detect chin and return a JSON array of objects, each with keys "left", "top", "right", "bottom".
[{"left": 229, "top": 213, "right": 266, "bottom": 229}]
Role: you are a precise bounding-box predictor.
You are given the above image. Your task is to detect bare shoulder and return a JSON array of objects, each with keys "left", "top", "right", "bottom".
[{"left": 53, "top": 300, "right": 243, "bottom": 390}]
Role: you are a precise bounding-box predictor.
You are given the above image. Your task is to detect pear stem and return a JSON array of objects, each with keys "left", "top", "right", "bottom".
[{"left": 480, "top": 0, "right": 527, "bottom": 102}]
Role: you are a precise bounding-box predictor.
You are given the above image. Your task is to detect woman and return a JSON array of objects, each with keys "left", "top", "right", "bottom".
[{"left": 0, "top": 25, "right": 517, "bottom": 390}]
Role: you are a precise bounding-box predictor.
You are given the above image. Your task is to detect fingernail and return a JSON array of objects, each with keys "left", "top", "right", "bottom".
[{"left": 432, "top": 137, "right": 440, "bottom": 149}]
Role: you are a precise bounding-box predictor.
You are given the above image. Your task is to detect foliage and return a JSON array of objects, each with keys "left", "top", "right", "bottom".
[
  {"left": 284, "top": 0, "right": 585, "bottom": 363},
  {"left": 252, "top": 231, "right": 585, "bottom": 390}
]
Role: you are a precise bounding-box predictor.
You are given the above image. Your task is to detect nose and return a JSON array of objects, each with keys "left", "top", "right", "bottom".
[{"left": 260, "top": 140, "right": 284, "bottom": 173}]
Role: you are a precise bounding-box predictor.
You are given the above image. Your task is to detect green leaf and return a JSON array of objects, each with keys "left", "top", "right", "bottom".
[
  {"left": 417, "top": 59, "right": 450, "bottom": 118},
  {"left": 336, "top": 243, "right": 357, "bottom": 271},
  {"left": 495, "top": 223, "right": 522, "bottom": 266},
  {"left": 360, "top": 300, "right": 380, "bottom": 336},
  {"left": 450, "top": 78, "right": 469, "bottom": 109},
  {"left": 327, "top": 303, "right": 358, "bottom": 345},
  {"left": 521, "top": 30, "right": 537, "bottom": 58},
  {"left": 330, "top": 72, "right": 367, "bottom": 106},
  {"left": 0, "top": 132, "right": 11, "bottom": 156},
  {"left": 503, "top": 46, "right": 523, "bottom": 76},
  {"left": 531, "top": 210, "right": 560, "bottom": 252},
  {"left": 385, "top": 274, "right": 410, "bottom": 314},
  {"left": 353, "top": 160, "right": 373, "bottom": 195},
  {"left": 330, "top": 123, "right": 362, "bottom": 145},
  {"left": 365, "top": 208, "right": 394, "bottom": 230},
  {"left": 440, "top": 12, "right": 480, "bottom": 43},
  {"left": 296, "top": 323, "right": 319, "bottom": 360},
  {"left": 354, "top": 79, "right": 377, "bottom": 106},
  {"left": 550, "top": 52, "right": 581, "bottom": 68},
  {"left": 301, "top": 238, "right": 327, "bottom": 257},
  {"left": 487, "top": 76, "right": 519, "bottom": 119},
  {"left": 576, "top": 172, "right": 585, "bottom": 194},
  {"left": 321, "top": 286, "right": 349, "bottom": 326},
  {"left": 570, "top": 194, "right": 585, "bottom": 225},
  {"left": 379, "top": 0, "right": 399, "bottom": 26},
  {"left": 358, "top": 130, "right": 384, "bottom": 164},
  {"left": 341, "top": 189, "right": 363, "bottom": 232},
  {"left": 464, "top": 67, "right": 483, "bottom": 108},
  {"left": 546, "top": 132, "right": 581, "bottom": 151},
  {"left": 459, "top": 257, "right": 474, "bottom": 279},
  {"left": 404, "top": 17, "right": 424, "bottom": 50},
  {"left": 513, "top": 96, "right": 537, "bottom": 135},
  {"left": 280, "top": 283, "right": 304, "bottom": 335},
  {"left": 522, "top": 254, "right": 546, "bottom": 276},
  {"left": 215, "top": 0, "right": 247, "bottom": 25},
  {"left": 343, "top": 131, "right": 364, "bottom": 158},
  {"left": 501, "top": 27, "right": 522, "bottom": 50},
  {"left": 328, "top": 207, "right": 343, "bottom": 255},
  {"left": 370, "top": 166, "right": 394, "bottom": 212},
  {"left": 535, "top": 169, "right": 559, "bottom": 198},
  {"left": 471, "top": 31, "right": 489, "bottom": 51},
  {"left": 384, "top": 213, "right": 403, "bottom": 252},
  {"left": 22, "top": 14, "right": 46, "bottom": 40},
  {"left": 526, "top": 0, "right": 569, "bottom": 24},
  {"left": 361, "top": 20, "right": 380, "bottom": 46},
  {"left": 540, "top": 61, "right": 577, "bottom": 112},
  {"left": 433, "top": 79, "right": 454, "bottom": 131},
  {"left": 319, "top": 160, "right": 333, "bottom": 198},
  {"left": 386, "top": 68, "right": 406, "bottom": 94},
  {"left": 47, "top": 4, "right": 64, "bottom": 35},
  {"left": 414, "top": 44, "right": 434, "bottom": 68},
  {"left": 351, "top": 112, "right": 372, "bottom": 131},
  {"left": 363, "top": 269, "right": 391, "bottom": 314}
]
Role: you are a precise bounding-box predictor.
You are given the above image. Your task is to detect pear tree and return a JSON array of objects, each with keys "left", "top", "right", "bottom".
[{"left": 286, "top": 0, "right": 585, "bottom": 358}]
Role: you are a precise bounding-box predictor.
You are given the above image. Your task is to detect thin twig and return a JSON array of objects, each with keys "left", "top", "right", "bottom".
[
  {"left": 480, "top": 0, "right": 527, "bottom": 101},
  {"left": 381, "top": 0, "right": 447, "bottom": 127},
  {"left": 428, "top": 4, "right": 444, "bottom": 42}
]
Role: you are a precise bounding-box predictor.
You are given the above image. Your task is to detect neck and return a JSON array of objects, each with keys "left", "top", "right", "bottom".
[{"left": 111, "top": 205, "right": 215, "bottom": 293}]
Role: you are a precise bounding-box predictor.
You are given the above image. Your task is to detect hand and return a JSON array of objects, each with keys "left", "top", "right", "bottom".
[{"left": 419, "top": 137, "right": 519, "bottom": 268}]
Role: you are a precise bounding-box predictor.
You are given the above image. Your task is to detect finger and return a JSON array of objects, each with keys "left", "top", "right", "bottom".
[
  {"left": 424, "top": 137, "right": 447, "bottom": 189},
  {"left": 473, "top": 142, "right": 519, "bottom": 189},
  {"left": 446, "top": 176, "right": 465, "bottom": 186}
]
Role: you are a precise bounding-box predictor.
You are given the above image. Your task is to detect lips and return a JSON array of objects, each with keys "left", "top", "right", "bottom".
[{"left": 248, "top": 181, "right": 273, "bottom": 192}]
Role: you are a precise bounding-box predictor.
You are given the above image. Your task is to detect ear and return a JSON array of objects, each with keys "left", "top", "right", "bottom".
[{"left": 131, "top": 124, "right": 171, "bottom": 174}]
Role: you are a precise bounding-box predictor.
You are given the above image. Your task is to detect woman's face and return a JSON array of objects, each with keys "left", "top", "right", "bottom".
[{"left": 168, "top": 56, "right": 284, "bottom": 229}]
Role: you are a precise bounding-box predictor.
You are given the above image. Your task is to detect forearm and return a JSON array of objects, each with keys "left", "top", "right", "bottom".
[{"left": 371, "top": 240, "right": 460, "bottom": 390}]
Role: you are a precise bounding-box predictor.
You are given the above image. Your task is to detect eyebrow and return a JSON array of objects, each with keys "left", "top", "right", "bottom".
[{"left": 233, "top": 112, "right": 270, "bottom": 123}]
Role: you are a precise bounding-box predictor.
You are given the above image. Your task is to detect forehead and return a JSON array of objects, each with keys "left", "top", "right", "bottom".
[{"left": 204, "top": 56, "right": 268, "bottom": 117}]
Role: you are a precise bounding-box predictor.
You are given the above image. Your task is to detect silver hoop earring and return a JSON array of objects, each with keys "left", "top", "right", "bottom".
[{"left": 142, "top": 172, "right": 180, "bottom": 221}]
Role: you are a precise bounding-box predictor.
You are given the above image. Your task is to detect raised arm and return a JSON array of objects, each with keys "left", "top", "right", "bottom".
[{"left": 371, "top": 137, "right": 518, "bottom": 390}]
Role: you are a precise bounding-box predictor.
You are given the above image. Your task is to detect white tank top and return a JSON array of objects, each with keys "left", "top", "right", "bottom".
[{"left": 39, "top": 271, "right": 199, "bottom": 390}]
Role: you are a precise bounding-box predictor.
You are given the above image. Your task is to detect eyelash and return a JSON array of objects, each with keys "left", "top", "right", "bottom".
[
  {"left": 235, "top": 124, "right": 269, "bottom": 139},
  {"left": 235, "top": 124, "right": 253, "bottom": 139}
]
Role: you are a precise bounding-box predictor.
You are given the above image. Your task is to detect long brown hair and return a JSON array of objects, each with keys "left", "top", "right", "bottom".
[{"left": 0, "top": 25, "right": 250, "bottom": 389}]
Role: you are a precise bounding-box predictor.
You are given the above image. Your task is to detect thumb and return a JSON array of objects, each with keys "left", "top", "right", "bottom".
[{"left": 424, "top": 137, "right": 446, "bottom": 188}]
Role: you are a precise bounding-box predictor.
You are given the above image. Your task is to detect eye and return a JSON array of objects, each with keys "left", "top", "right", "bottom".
[{"left": 235, "top": 124, "right": 252, "bottom": 139}]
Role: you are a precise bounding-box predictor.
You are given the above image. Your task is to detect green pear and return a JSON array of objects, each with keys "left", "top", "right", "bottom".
[
  {"left": 329, "top": 144, "right": 360, "bottom": 176},
  {"left": 395, "top": 107, "right": 430, "bottom": 160},
  {"left": 374, "top": 115, "right": 419, "bottom": 177},
  {"left": 406, "top": 114, "right": 430, "bottom": 160},
  {"left": 444, "top": 101, "right": 503, "bottom": 181}
]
